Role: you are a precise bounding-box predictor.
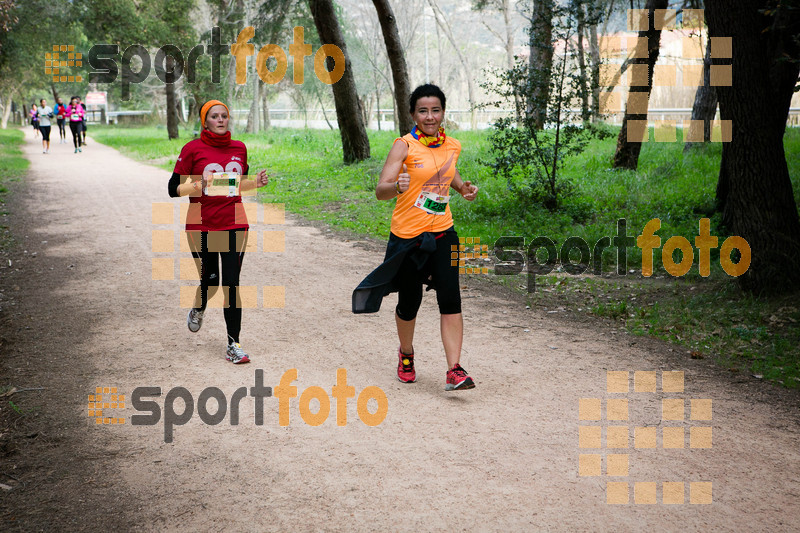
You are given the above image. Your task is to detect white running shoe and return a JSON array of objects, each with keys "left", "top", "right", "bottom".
[
  {"left": 226, "top": 342, "right": 250, "bottom": 364},
  {"left": 187, "top": 308, "right": 204, "bottom": 332}
]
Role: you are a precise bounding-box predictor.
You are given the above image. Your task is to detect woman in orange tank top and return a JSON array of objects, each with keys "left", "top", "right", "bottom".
[{"left": 374, "top": 84, "right": 479, "bottom": 391}]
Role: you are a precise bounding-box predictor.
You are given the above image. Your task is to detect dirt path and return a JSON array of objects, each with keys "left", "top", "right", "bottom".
[{"left": 2, "top": 128, "right": 799, "bottom": 531}]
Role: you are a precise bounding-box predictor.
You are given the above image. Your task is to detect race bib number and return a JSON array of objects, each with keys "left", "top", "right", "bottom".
[
  {"left": 414, "top": 191, "right": 449, "bottom": 215},
  {"left": 204, "top": 172, "right": 240, "bottom": 197}
]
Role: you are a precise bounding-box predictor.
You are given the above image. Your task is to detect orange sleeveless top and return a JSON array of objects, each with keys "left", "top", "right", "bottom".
[{"left": 390, "top": 133, "right": 461, "bottom": 238}]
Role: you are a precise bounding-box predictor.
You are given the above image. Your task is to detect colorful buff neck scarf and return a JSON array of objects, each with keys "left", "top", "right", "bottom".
[
  {"left": 201, "top": 128, "right": 231, "bottom": 147},
  {"left": 411, "top": 125, "right": 446, "bottom": 148}
]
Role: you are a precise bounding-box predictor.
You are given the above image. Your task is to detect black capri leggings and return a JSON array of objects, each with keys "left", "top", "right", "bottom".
[
  {"left": 69, "top": 121, "right": 82, "bottom": 148},
  {"left": 188, "top": 229, "right": 248, "bottom": 343},
  {"left": 39, "top": 125, "right": 51, "bottom": 142},
  {"left": 393, "top": 229, "right": 462, "bottom": 321}
]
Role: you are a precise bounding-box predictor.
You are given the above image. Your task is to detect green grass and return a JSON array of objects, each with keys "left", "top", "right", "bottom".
[
  {"left": 90, "top": 123, "right": 800, "bottom": 388},
  {"left": 0, "top": 127, "right": 29, "bottom": 248},
  {"left": 0, "top": 127, "right": 28, "bottom": 197}
]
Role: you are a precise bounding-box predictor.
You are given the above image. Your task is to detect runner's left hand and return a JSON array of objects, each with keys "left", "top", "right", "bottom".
[
  {"left": 461, "top": 181, "right": 478, "bottom": 201},
  {"left": 256, "top": 170, "right": 269, "bottom": 187}
]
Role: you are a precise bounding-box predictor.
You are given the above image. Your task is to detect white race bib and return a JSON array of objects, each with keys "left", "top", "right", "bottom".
[
  {"left": 204, "top": 172, "right": 240, "bottom": 197},
  {"left": 413, "top": 190, "right": 450, "bottom": 215}
]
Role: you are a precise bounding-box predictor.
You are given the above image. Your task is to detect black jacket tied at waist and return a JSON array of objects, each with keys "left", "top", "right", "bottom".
[{"left": 352, "top": 229, "right": 452, "bottom": 314}]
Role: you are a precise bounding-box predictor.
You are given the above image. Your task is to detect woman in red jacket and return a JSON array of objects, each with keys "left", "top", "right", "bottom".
[{"left": 168, "top": 100, "right": 269, "bottom": 364}]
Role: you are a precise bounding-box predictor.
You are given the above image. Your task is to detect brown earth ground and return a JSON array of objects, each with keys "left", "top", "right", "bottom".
[{"left": 1, "top": 128, "right": 799, "bottom": 531}]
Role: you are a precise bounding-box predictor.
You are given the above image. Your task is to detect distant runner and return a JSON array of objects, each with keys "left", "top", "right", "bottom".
[
  {"left": 54, "top": 97, "right": 67, "bottom": 144},
  {"left": 78, "top": 96, "right": 87, "bottom": 145},
  {"left": 37, "top": 98, "right": 53, "bottom": 154},
  {"left": 29, "top": 104, "right": 39, "bottom": 138},
  {"left": 64, "top": 96, "right": 84, "bottom": 153}
]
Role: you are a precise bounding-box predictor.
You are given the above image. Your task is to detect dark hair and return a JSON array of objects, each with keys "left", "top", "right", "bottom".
[{"left": 409, "top": 84, "right": 446, "bottom": 114}]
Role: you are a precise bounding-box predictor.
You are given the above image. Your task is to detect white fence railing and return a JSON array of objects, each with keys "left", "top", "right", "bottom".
[{"left": 57, "top": 107, "right": 800, "bottom": 130}]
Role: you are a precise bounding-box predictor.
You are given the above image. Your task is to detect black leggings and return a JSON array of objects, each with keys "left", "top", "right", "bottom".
[
  {"left": 393, "top": 229, "right": 462, "bottom": 321},
  {"left": 188, "top": 229, "right": 248, "bottom": 343},
  {"left": 40, "top": 125, "right": 51, "bottom": 142},
  {"left": 57, "top": 118, "right": 66, "bottom": 138},
  {"left": 69, "top": 121, "right": 82, "bottom": 148}
]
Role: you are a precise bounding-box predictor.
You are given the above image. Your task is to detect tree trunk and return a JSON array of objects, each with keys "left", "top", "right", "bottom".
[
  {"left": 376, "top": 90, "right": 381, "bottom": 131},
  {"left": 226, "top": 51, "right": 237, "bottom": 109},
  {"left": 247, "top": 73, "right": 260, "bottom": 134},
  {"left": 501, "top": 0, "right": 522, "bottom": 124},
  {"left": 575, "top": 1, "right": 590, "bottom": 126},
  {"left": 316, "top": 87, "right": 335, "bottom": 130},
  {"left": 684, "top": 32, "right": 717, "bottom": 150},
  {"left": 166, "top": 55, "right": 179, "bottom": 140},
  {"left": 372, "top": 0, "right": 415, "bottom": 136},
  {"left": 0, "top": 89, "right": 15, "bottom": 129},
  {"left": 529, "top": 0, "right": 554, "bottom": 129},
  {"left": 612, "top": 0, "right": 669, "bottom": 170},
  {"left": 309, "top": 0, "right": 370, "bottom": 163},
  {"left": 263, "top": 87, "right": 272, "bottom": 130},
  {"left": 706, "top": 0, "right": 800, "bottom": 294},
  {"left": 187, "top": 96, "right": 198, "bottom": 128},
  {"left": 50, "top": 82, "right": 59, "bottom": 103},
  {"left": 588, "top": 21, "right": 601, "bottom": 121}
]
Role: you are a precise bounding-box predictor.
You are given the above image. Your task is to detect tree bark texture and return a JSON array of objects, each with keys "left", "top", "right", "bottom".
[
  {"left": 246, "top": 75, "right": 260, "bottom": 134},
  {"left": 612, "top": 0, "right": 668, "bottom": 170},
  {"left": 0, "top": 89, "right": 15, "bottom": 129},
  {"left": 166, "top": 55, "right": 179, "bottom": 140},
  {"left": 309, "top": 0, "right": 370, "bottom": 163},
  {"left": 589, "top": 20, "right": 601, "bottom": 120},
  {"left": 684, "top": 32, "right": 717, "bottom": 150},
  {"left": 372, "top": 0, "right": 414, "bottom": 136},
  {"left": 528, "top": 0, "right": 554, "bottom": 129},
  {"left": 706, "top": 0, "right": 800, "bottom": 293},
  {"left": 575, "top": 2, "right": 590, "bottom": 125}
]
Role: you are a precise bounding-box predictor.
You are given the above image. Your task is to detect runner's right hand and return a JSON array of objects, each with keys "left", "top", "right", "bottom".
[{"left": 396, "top": 164, "right": 410, "bottom": 193}]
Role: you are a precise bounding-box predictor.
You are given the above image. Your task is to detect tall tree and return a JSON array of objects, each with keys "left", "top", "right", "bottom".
[
  {"left": 150, "top": 0, "right": 195, "bottom": 139},
  {"left": 372, "top": 0, "right": 414, "bottom": 136},
  {"left": 611, "top": 0, "right": 669, "bottom": 170},
  {"left": 309, "top": 0, "right": 370, "bottom": 163},
  {"left": 683, "top": 32, "right": 717, "bottom": 150},
  {"left": 587, "top": 0, "right": 609, "bottom": 120},
  {"left": 705, "top": 0, "right": 800, "bottom": 293},
  {"left": 528, "top": 0, "right": 554, "bottom": 129}
]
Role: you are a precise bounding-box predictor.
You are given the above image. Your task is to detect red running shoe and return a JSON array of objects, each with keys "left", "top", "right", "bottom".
[
  {"left": 397, "top": 347, "right": 416, "bottom": 383},
  {"left": 445, "top": 364, "right": 475, "bottom": 391}
]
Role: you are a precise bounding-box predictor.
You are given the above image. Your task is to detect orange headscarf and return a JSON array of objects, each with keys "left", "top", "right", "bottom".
[{"left": 199, "top": 100, "right": 229, "bottom": 127}]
